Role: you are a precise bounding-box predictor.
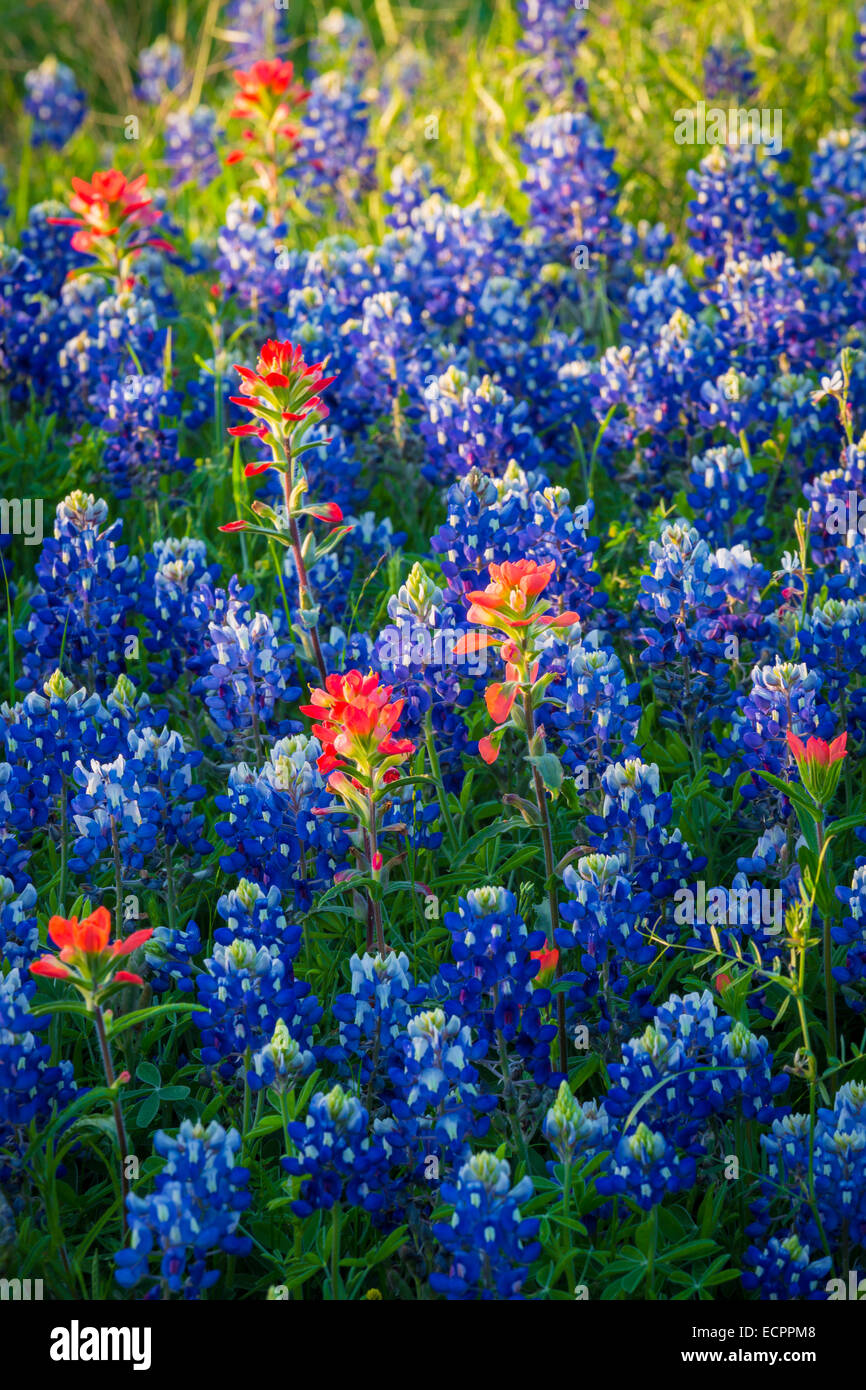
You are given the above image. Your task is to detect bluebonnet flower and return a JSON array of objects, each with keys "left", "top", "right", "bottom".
[
  {"left": 194, "top": 937, "right": 320, "bottom": 1080},
  {"left": 421, "top": 366, "right": 544, "bottom": 485},
  {"left": 215, "top": 198, "right": 289, "bottom": 311},
  {"left": 559, "top": 853, "right": 653, "bottom": 964},
  {"left": 708, "top": 251, "right": 843, "bottom": 369},
  {"left": 435, "top": 886, "right": 555, "bottom": 1084},
  {"left": 604, "top": 992, "right": 786, "bottom": 1154},
  {"left": 0, "top": 878, "right": 39, "bottom": 970},
  {"left": 388, "top": 1006, "right": 496, "bottom": 1159},
  {"left": 0, "top": 968, "right": 76, "bottom": 1165},
  {"left": 214, "top": 879, "right": 303, "bottom": 958},
  {"left": 283, "top": 1084, "right": 389, "bottom": 1215},
  {"left": 373, "top": 561, "right": 473, "bottom": 792},
  {"left": 19, "top": 200, "right": 87, "bottom": 296},
  {"left": 804, "top": 443, "right": 866, "bottom": 565},
  {"left": 557, "top": 634, "right": 641, "bottom": 771},
  {"left": 703, "top": 43, "right": 758, "bottom": 102},
  {"left": 1, "top": 670, "right": 104, "bottom": 823},
  {"left": 386, "top": 194, "right": 528, "bottom": 333},
  {"left": 685, "top": 144, "right": 794, "bottom": 273},
  {"left": 309, "top": 9, "right": 374, "bottom": 79},
  {"left": 136, "top": 37, "right": 185, "bottom": 104},
  {"left": 115, "top": 1121, "right": 252, "bottom": 1297},
  {"left": 430, "top": 1151, "right": 540, "bottom": 1299},
  {"left": 797, "top": 597, "right": 866, "bottom": 696},
  {"left": 585, "top": 759, "right": 703, "bottom": 900},
  {"left": 296, "top": 71, "right": 374, "bottom": 212},
  {"left": 597, "top": 1122, "right": 696, "bottom": 1210},
  {"left": 94, "top": 374, "right": 192, "bottom": 501},
  {"left": 0, "top": 763, "right": 32, "bottom": 888},
  {"left": 248, "top": 1018, "right": 315, "bottom": 1091},
  {"left": 192, "top": 603, "right": 299, "bottom": 746},
  {"left": 57, "top": 284, "right": 167, "bottom": 416},
  {"left": 163, "top": 106, "right": 221, "bottom": 189},
  {"left": 24, "top": 56, "right": 86, "bottom": 147},
  {"left": 728, "top": 658, "right": 834, "bottom": 798},
  {"left": 686, "top": 445, "right": 769, "bottom": 546},
  {"left": 68, "top": 751, "right": 161, "bottom": 876},
  {"left": 543, "top": 1082, "right": 611, "bottom": 1168},
  {"left": 224, "top": 0, "right": 288, "bottom": 64},
  {"left": 807, "top": 128, "right": 866, "bottom": 264},
  {"left": 518, "top": 0, "right": 587, "bottom": 107},
  {"left": 520, "top": 112, "right": 620, "bottom": 266},
  {"left": 759, "top": 1084, "right": 866, "bottom": 1256},
  {"left": 834, "top": 865, "right": 866, "bottom": 1007},
  {"left": 16, "top": 493, "right": 140, "bottom": 693},
  {"left": 333, "top": 950, "right": 428, "bottom": 1087},
  {"left": 139, "top": 537, "right": 221, "bottom": 690},
  {"left": 431, "top": 468, "right": 604, "bottom": 628},
  {"left": 339, "top": 290, "right": 430, "bottom": 432},
  {"left": 741, "top": 1235, "right": 831, "bottom": 1300},
  {"left": 126, "top": 726, "right": 211, "bottom": 857},
  {"left": 145, "top": 919, "right": 202, "bottom": 995},
  {"left": 215, "top": 733, "right": 350, "bottom": 906},
  {"left": 383, "top": 160, "right": 444, "bottom": 230},
  {"left": 637, "top": 525, "right": 733, "bottom": 725}
]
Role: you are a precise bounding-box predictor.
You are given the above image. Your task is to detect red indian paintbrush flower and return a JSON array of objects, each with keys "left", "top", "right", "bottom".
[
  {"left": 229, "top": 59, "right": 310, "bottom": 127},
  {"left": 225, "top": 59, "right": 310, "bottom": 203},
  {"left": 227, "top": 338, "right": 336, "bottom": 453},
  {"left": 30, "top": 906, "right": 153, "bottom": 1009},
  {"left": 455, "top": 558, "right": 579, "bottom": 764},
  {"left": 300, "top": 669, "right": 415, "bottom": 793},
  {"left": 48, "top": 169, "right": 172, "bottom": 280},
  {"left": 530, "top": 945, "right": 559, "bottom": 988},
  {"left": 302, "top": 671, "right": 416, "bottom": 956},
  {"left": 785, "top": 730, "right": 848, "bottom": 806}
]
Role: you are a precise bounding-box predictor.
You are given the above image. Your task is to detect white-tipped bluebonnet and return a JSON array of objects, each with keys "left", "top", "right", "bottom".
[
  {"left": 248, "top": 1017, "right": 315, "bottom": 1092},
  {"left": 520, "top": 112, "right": 620, "bottom": 266},
  {"left": 596, "top": 1122, "right": 696, "bottom": 1210},
  {"left": 136, "top": 37, "right": 185, "bottom": 104},
  {"left": 164, "top": 106, "right": 220, "bottom": 189},
  {"left": 0, "top": 968, "right": 76, "bottom": 1168},
  {"left": 741, "top": 1235, "right": 831, "bottom": 1300},
  {"left": 194, "top": 937, "right": 320, "bottom": 1080},
  {"left": 421, "top": 365, "right": 543, "bottom": 485},
  {"left": 115, "top": 1121, "right": 252, "bottom": 1297},
  {"left": 192, "top": 603, "right": 299, "bottom": 743},
  {"left": 543, "top": 1082, "right": 610, "bottom": 1168},
  {"left": 16, "top": 493, "right": 140, "bottom": 693},
  {"left": 215, "top": 733, "right": 350, "bottom": 906},
  {"left": 685, "top": 144, "right": 794, "bottom": 273},
  {"left": 429, "top": 1151, "right": 539, "bottom": 1299},
  {"left": 435, "top": 885, "right": 555, "bottom": 1085},
  {"left": 0, "top": 878, "right": 39, "bottom": 970},
  {"left": 24, "top": 56, "right": 86, "bottom": 147},
  {"left": 283, "top": 1083, "right": 388, "bottom": 1215}
]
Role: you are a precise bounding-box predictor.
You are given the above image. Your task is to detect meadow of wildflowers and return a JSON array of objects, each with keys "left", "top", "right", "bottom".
[{"left": 2, "top": 0, "right": 866, "bottom": 1324}]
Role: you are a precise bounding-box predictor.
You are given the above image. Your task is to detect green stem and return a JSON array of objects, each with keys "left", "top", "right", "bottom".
[
  {"left": 92, "top": 1005, "right": 129, "bottom": 1241},
  {"left": 330, "top": 1202, "right": 341, "bottom": 1300},
  {"left": 424, "top": 708, "right": 458, "bottom": 854},
  {"left": 523, "top": 689, "right": 567, "bottom": 1076}
]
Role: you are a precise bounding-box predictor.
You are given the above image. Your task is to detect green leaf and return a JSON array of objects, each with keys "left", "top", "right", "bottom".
[
  {"left": 136, "top": 1061, "right": 161, "bottom": 1088},
  {"left": 136, "top": 1094, "right": 160, "bottom": 1128}
]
